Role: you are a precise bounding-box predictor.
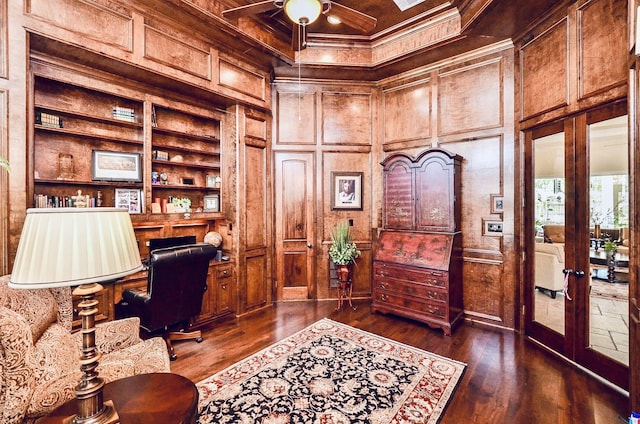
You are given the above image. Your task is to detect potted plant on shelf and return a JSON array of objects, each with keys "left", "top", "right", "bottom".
[{"left": 328, "top": 220, "right": 361, "bottom": 285}]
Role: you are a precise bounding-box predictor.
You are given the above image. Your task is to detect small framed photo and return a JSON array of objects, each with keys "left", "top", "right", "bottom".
[
  {"left": 331, "top": 172, "right": 363, "bottom": 210},
  {"left": 115, "top": 188, "right": 143, "bottom": 214},
  {"left": 203, "top": 194, "right": 220, "bottom": 212},
  {"left": 483, "top": 218, "right": 503, "bottom": 236},
  {"left": 206, "top": 174, "right": 216, "bottom": 188},
  {"left": 92, "top": 150, "right": 142, "bottom": 182},
  {"left": 490, "top": 194, "right": 504, "bottom": 214}
]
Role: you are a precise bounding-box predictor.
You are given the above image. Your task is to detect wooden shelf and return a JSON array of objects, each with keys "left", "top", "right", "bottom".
[
  {"left": 35, "top": 104, "right": 143, "bottom": 129},
  {"left": 151, "top": 184, "right": 219, "bottom": 191},
  {"left": 35, "top": 125, "right": 143, "bottom": 146},
  {"left": 152, "top": 126, "right": 219, "bottom": 142},
  {"left": 35, "top": 178, "right": 142, "bottom": 187},
  {"left": 152, "top": 159, "right": 220, "bottom": 170}
]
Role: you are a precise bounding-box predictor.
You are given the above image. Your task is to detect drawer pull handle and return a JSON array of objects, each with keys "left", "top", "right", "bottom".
[
  {"left": 221, "top": 284, "right": 227, "bottom": 290},
  {"left": 379, "top": 283, "right": 387, "bottom": 290},
  {"left": 381, "top": 294, "right": 388, "bottom": 301}
]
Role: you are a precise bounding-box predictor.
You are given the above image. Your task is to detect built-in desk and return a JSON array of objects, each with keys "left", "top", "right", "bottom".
[{"left": 72, "top": 260, "right": 234, "bottom": 330}]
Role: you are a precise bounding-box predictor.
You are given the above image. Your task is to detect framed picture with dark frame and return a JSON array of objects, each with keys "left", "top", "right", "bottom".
[
  {"left": 91, "top": 150, "right": 142, "bottom": 182},
  {"left": 490, "top": 194, "right": 504, "bottom": 214},
  {"left": 331, "top": 172, "right": 363, "bottom": 210}
]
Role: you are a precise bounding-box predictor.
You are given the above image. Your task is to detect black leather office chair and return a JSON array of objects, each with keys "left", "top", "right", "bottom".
[{"left": 115, "top": 243, "right": 217, "bottom": 360}]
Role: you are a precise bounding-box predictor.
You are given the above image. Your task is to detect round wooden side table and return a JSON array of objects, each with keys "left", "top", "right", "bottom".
[{"left": 38, "top": 373, "right": 198, "bottom": 424}]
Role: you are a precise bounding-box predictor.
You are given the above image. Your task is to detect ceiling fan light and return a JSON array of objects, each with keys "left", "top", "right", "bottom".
[
  {"left": 284, "top": 0, "right": 322, "bottom": 25},
  {"left": 326, "top": 15, "right": 341, "bottom": 25}
]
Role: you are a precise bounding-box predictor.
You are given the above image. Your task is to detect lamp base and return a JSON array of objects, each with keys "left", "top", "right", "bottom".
[
  {"left": 62, "top": 400, "right": 119, "bottom": 424},
  {"left": 71, "top": 283, "right": 119, "bottom": 424}
]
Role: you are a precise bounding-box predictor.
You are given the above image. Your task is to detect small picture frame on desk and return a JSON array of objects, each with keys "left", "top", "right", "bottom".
[
  {"left": 206, "top": 174, "right": 216, "bottom": 188},
  {"left": 115, "top": 188, "right": 143, "bottom": 214},
  {"left": 203, "top": 194, "right": 220, "bottom": 212}
]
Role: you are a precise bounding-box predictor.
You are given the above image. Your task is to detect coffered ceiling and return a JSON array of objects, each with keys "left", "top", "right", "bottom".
[{"left": 215, "top": 0, "right": 564, "bottom": 80}]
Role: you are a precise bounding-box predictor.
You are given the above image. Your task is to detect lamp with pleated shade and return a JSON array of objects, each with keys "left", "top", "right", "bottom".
[{"left": 10, "top": 207, "right": 142, "bottom": 424}]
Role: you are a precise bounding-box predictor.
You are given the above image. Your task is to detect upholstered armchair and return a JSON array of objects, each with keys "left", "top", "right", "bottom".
[
  {"left": 535, "top": 242, "right": 565, "bottom": 298},
  {"left": 0, "top": 275, "right": 171, "bottom": 424}
]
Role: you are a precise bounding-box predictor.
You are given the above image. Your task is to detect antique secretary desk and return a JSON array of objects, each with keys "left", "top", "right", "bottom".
[{"left": 372, "top": 148, "right": 463, "bottom": 335}]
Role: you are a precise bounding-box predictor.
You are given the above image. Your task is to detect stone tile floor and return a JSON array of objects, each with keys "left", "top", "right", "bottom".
[{"left": 534, "top": 289, "right": 629, "bottom": 366}]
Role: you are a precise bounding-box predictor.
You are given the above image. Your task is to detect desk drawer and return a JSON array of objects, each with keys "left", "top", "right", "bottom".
[
  {"left": 374, "top": 262, "right": 448, "bottom": 289},
  {"left": 374, "top": 278, "right": 447, "bottom": 302},
  {"left": 372, "top": 291, "right": 447, "bottom": 319}
]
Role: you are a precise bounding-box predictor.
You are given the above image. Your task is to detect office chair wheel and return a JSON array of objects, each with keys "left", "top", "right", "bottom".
[{"left": 196, "top": 337, "right": 203, "bottom": 343}]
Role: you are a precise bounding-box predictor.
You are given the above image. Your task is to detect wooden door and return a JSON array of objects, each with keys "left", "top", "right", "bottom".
[{"left": 274, "top": 152, "right": 315, "bottom": 300}]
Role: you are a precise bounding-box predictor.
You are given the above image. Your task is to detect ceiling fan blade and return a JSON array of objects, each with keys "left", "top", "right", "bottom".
[
  {"left": 222, "top": 0, "right": 278, "bottom": 20},
  {"left": 291, "top": 23, "right": 307, "bottom": 51},
  {"left": 329, "top": 2, "right": 377, "bottom": 33}
]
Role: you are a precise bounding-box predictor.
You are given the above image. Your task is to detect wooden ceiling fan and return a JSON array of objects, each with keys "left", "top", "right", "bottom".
[{"left": 222, "top": 0, "right": 377, "bottom": 50}]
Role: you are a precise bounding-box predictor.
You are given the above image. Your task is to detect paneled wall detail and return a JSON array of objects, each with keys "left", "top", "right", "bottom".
[
  {"left": 0, "top": 89, "right": 7, "bottom": 273},
  {"left": 243, "top": 254, "right": 267, "bottom": 312},
  {"left": 438, "top": 59, "right": 503, "bottom": 135},
  {"left": 520, "top": 19, "right": 569, "bottom": 120},
  {"left": 0, "top": 0, "right": 6, "bottom": 78},
  {"left": 27, "top": 0, "right": 133, "bottom": 50},
  {"left": 245, "top": 146, "right": 267, "bottom": 250},
  {"left": 322, "top": 92, "right": 373, "bottom": 145},
  {"left": 144, "top": 25, "right": 211, "bottom": 79},
  {"left": 245, "top": 114, "right": 267, "bottom": 142},
  {"left": 519, "top": 0, "right": 627, "bottom": 123},
  {"left": 578, "top": 0, "right": 627, "bottom": 98},
  {"left": 218, "top": 58, "right": 266, "bottom": 101},
  {"left": 382, "top": 79, "right": 431, "bottom": 145},
  {"left": 276, "top": 90, "right": 317, "bottom": 144}
]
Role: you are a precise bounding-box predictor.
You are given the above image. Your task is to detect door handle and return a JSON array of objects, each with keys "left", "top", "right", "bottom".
[
  {"left": 307, "top": 243, "right": 313, "bottom": 248},
  {"left": 562, "top": 269, "right": 585, "bottom": 278}
]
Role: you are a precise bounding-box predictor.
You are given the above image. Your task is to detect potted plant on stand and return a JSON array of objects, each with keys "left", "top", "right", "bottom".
[{"left": 328, "top": 220, "right": 361, "bottom": 310}]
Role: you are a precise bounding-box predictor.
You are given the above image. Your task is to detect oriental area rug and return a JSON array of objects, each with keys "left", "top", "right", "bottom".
[{"left": 196, "top": 319, "right": 466, "bottom": 424}]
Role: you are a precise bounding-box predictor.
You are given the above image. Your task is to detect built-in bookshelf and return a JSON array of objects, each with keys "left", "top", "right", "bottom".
[
  {"left": 33, "top": 76, "right": 144, "bottom": 209},
  {"left": 150, "top": 105, "right": 221, "bottom": 214},
  {"left": 32, "top": 76, "right": 223, "bottom": 217}
]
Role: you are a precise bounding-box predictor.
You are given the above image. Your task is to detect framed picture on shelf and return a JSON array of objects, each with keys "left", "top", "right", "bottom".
[
  {"left": 206, "top": 174, "right": 216, "bottom": 188},
  {"left": 115, "top": 189, "right": 143, "bottom": 214},
  {"left": 92, "top": 150, "right": 142, "bottom": 182},
  {"left": 331, "top": 172, "right": 363, "bottom": 210},
  {"left": 203, "top": 194, "right": 220, "bottom": 212}
]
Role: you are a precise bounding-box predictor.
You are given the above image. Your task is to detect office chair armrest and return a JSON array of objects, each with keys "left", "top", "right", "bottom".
[{"left": 121, "top": 288, "right": 151, "bottom": 305}]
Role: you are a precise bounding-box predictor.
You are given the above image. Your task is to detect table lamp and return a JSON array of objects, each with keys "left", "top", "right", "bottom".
[{"left": 10, "top": 207, "right": 143, "bottom": 424}]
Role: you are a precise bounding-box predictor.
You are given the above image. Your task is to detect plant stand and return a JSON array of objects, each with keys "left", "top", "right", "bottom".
[
  {"left": 336, "top": 265, "right": 356, "bottom": 311},
  {"left": 606, "top": 251, "right": 616, "bottom": 283}
]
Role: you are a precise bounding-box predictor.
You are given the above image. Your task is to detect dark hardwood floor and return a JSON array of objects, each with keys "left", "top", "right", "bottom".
[{"left": 169, "top": 300, "right": 629, "bottom": 423}]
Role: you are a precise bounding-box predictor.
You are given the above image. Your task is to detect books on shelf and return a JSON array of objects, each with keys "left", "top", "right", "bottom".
[
  {"left": 36, "top": 111, "right": 63, "bottom": 128},
  {"left": 112, "top": 106, "right": 136, "bottom": 123},
  {"left": 35, "top": 193, "right": 96, "bottom": 208}
]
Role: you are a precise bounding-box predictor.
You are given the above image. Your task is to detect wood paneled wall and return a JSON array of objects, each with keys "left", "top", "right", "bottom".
[
  {"left": 380, "top": 47, "right": 516, "bottom": 328},
  {"left": 274, "top": 44, "right": 517, "bottom": 329},
  {"left": 518, "top": 0, "right": 627, "bottom": 127},
  {"left": 272, "top": 83, "right": 377, "bottom": 301}
]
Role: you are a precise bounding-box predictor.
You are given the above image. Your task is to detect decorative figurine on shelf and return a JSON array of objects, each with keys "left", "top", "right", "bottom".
[
  {"left": 328, "top": 220, "right": 361, "bottom": 311},
  {"left": 72, "top": 190, "right": 87, "bottom": 208}
]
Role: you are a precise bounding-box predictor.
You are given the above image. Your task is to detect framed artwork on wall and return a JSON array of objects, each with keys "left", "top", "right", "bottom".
[
  {"left": 331, "top": 172, "right": 363, "bottom": 210},
  {"left": 490, "top": 194, "right": 504, "bottom": 214}
]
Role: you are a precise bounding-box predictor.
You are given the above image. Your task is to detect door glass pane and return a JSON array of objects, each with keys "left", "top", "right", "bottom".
[
  {"left": 588, "top": 115, "right": 628, "bottom": 365},
  {"left": 533, "top": 132, "right": 565, "bottom": 334}
]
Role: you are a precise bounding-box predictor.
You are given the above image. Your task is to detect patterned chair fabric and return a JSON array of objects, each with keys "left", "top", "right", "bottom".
[{"left": 0, "top": 275, "right": 171, "bottom": 423}]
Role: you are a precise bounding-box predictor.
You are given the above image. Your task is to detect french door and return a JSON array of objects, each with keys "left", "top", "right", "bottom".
[{"left": 525, "top": 103, "right": 629, "bottom": 389}]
